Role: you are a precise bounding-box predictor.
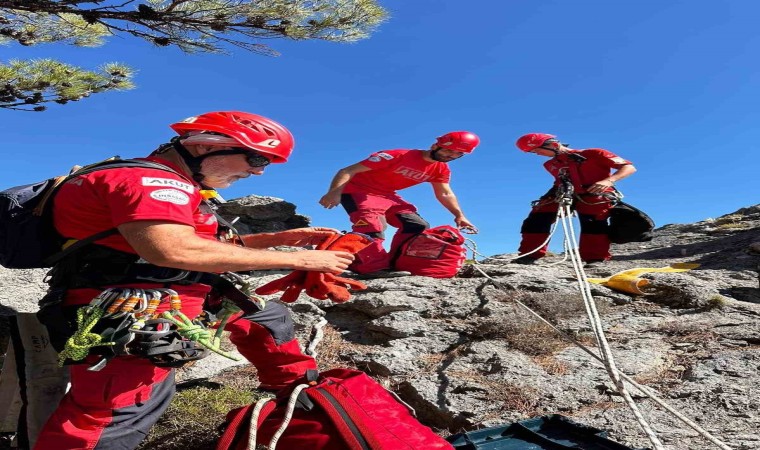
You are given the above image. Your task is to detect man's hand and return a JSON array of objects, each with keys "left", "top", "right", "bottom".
[
  {"left": 291, "top": 250, "right": 354, "bottom": 273},
  {"left": 319, "top": 191, "right": 342, "bottom": 209},
  {"left": 587, "top": 179, "right": 615, "bottom": 194},
  {"left": 455, "top": 216, "right": 478, "bottom": 234},
  {"left": 272, "top": 227, "right": 340, "bottom": 247}
]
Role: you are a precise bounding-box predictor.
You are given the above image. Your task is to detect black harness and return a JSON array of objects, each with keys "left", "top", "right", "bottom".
[{"left": 39, "top": 160, "right": 261, "bottom": 368}]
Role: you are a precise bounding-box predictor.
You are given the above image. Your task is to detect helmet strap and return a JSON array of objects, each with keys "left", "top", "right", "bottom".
[
  {"left": 538, "top": 144, "right": 562, "bottom": 156},
  {"left": 430, "top": 147, "right": 464, "bottom": 162},
  {"left": 170, "top": 137, "right": 250, "bottom": 188},
  {"left": 430, "top": 148, "right": 446, "bottom": 162}
]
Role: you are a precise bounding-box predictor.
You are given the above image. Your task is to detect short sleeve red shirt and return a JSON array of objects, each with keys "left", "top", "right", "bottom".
[
  {"left": 53, "top": 156, "right": 219, "bottom": 255},
  {"left": 343, "top": 149, "right": 451, "bottom": 194},
  {"left": 543, "top": 148, "right": 631, "bottom": 190}
]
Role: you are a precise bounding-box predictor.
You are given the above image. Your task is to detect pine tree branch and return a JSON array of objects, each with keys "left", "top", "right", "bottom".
[
  {"left": 0, "top": 0, "right": 388, "bottom": 110},
  {"left": 0, "top": 0, "right": 388, "bottom": 52}
]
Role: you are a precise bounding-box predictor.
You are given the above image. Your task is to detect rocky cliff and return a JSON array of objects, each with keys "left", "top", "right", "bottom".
[
  {"left": 0, "top": 199, "right": 758, "bottom": 450},
  {"left": 280, "top": 205, "right": 759, "bottom": 449}
]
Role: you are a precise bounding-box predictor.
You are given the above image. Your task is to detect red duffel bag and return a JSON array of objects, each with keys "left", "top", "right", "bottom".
[
  {"left": 217, "top": 368, "right": 453, "bottom": 450},
  {"left": 392, "top": 225, "right": 466, "bottom": 278}
]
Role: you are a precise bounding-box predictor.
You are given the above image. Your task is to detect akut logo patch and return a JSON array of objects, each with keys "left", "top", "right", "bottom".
[
  {"left": 393, "top": 166, "right": 431, "bottom": 182},
  {"left": 142, "top": 177, "right": 194, "bottom": 193}
]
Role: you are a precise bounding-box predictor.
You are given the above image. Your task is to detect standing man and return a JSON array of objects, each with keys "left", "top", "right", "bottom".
[
  {"left": 513, "top": 133, "right": 636, "bottom": 267},
  {"left": 319, "top": 132, "right": 479, "bottom": 275},
  {"left": 34, "top": 111, "right": 355, "bottom": 450}
]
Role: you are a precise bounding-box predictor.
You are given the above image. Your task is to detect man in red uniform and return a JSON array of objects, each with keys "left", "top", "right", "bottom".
[
  {"left": 34, "top": 111, "right": 355, "bottom": 450},
  {"left": 318, "top": 132, "right": 479, "bottom": 274},
  {"left": 513, "top": 133, "right": 637, "bottom": 266}
]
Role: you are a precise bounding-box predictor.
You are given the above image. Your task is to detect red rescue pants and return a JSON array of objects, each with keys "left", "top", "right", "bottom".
[
  {"left": 340, "top": 191, "right": 429, "bottom": 273},
  {"left": 518, "top": 191, "right": 614, "bottom": 262},
  {"left": 34, "top": 289, "right": 315, "bottom": 450}
]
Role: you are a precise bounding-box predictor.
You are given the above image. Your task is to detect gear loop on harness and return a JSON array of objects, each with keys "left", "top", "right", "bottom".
[
  {"left": 58, "top": 286, "right": 242, "bottom": 370},
  {"left": 573, "top": 188, "right": 623, "bottom": 206}
]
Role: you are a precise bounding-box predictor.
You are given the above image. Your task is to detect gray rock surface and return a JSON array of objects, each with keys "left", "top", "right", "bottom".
[
  {"left": 1, "top": 202, "right": 758, "bottom": 450},
  {"left": 216, "top": 194, "right": 310, "bottom": 234},
  {"left": 294, "top": 205, "right": 758, "bottom": 450}
]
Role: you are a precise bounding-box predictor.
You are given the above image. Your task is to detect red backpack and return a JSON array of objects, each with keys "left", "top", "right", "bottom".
[
  {"left": 392, "top": 225, "right": 466, "bottom": 278},
  {"left": 217, "top": 368, "right": 452, "bottom": 450}
]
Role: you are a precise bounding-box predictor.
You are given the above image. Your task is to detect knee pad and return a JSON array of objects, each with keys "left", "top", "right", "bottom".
[
  {"left": 396, "top": 213, "right": 429, "bottom": 234},
  {"left": 340, "top": 194, "right": 358, "bottom": 213},
  {"left": 240, "top": 301, "right": 295, "bottom": 345},
  {"left": 521, "top": 212, "right": 556, "bottom": 234},
  {"left": 579, "top": 214, "right": 609, "bottom": 234}
]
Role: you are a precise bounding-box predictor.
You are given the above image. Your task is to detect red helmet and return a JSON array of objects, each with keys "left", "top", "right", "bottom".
[
  {"left": 435, "top": 131, "right": 480, "bottom": 153},
  {"left": 170, "top": 111, "right": 294, "bottom": 163},
  {"left": 516, "top": 133, "right": 557, "bottom": 152}
]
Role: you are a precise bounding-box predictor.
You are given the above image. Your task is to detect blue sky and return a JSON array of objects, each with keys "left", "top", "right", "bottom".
[{"left": 3, "top": 0, "right": 758, "bottom": 257}]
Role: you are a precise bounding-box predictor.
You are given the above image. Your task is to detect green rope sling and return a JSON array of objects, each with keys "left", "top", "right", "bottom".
[
  {"left": 161, "top": 306, "right": 241, "bottom": 362},
  {"left": 57, "top": 307, "right": 116, "bottom": 367}
]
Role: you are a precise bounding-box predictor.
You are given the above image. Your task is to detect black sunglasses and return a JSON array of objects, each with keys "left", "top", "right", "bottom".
[{"left": 245, "top": 152, "right": 271, "bottom": 168}]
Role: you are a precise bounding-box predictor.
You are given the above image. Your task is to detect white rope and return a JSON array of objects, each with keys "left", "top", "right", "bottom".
[
  {"left": 463, "top": 238, "right": 489, "bottom": 262},
  {"left": 247, "top": 397, "right": 274, "bottom": 450},
  {"left": 543, "top": 221, "right": 572, "bottom": 267},
  {"left": 305, "top": 318, "right": 328, "bottom": 358},
  {"left": 468, "top": 264, "right": 731, "bottom": 449},
  {"left": 518, "top": 189, "right": 619, "bottom": 264},
  {"left": 386, "top": 389, "right": 417, "bottom": 417},
  {"left": 515, "top": 209, "right": 564, "bottom": 259},
  {"left": 268, "top": 383, "right": 311, "bottom": 449},
  {"left": 469, "top": 198, "right": 569, "bottom": 264},
  {"left": 469, "top": 263, "right": 732, "bottom": 450},
  {"left": 256, "top": 318, "right": 322, "bottom": 448},
  {"left": 557, "top": 204, "right": 665, "bottom": 450}
]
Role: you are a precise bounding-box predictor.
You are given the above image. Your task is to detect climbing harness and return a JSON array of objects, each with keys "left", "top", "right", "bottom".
[
  {"left": 254, "top": 232, "right": 372, "bottom": 302},
  {"left": 516, "top": 176, "right": 575, "bottom": 263},
  {"left": 516, "top": 172, "right": 622, "bottom": 266},
  {"left": 59, "top": 287, "right": 244, "bottom": 371}
]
